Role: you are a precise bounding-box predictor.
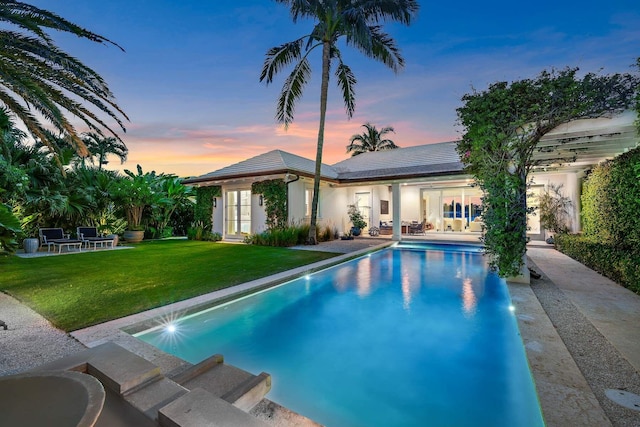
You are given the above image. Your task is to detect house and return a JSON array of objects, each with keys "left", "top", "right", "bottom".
[{"left": 183, "top": 111, "right": 638, "bottom": 242}]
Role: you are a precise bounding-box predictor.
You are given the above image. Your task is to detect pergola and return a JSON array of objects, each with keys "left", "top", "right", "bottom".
[{"left": 532, "top": 110, "right": 638, "bottom": 171}]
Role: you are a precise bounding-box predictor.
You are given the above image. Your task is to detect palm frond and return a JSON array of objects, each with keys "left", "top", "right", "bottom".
[
  {"left": 334, "top": 59, "right": 356, "bottom": 119},
  {"left": 273, "top": 0, "right": 320, "bottom": 22},
  {"left": 260, "top": 39, "right": 305, "bottom": 84},
  {"left": 354, "top": 0, "right": 420, "bottom": 25},
  {"left": 0, "top": 1, "right": 124, "bottom": 50},
  {"left": 276, "top": 58, "right": 312, "bottom": 127},
  {"left": 348, "top": 25, "right": 404, "bottom": 72},
  {"left": 0, "top": 3, "right": 127, "bottom": 161}
]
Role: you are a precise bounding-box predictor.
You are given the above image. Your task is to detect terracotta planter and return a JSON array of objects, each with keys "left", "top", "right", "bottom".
[{"left": 123, "top": 230, "right": 144, "bottom": 243}]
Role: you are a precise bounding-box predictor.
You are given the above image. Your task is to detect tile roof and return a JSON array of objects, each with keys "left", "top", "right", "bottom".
[
  {"left": 183, "top": 150, "right": 339, "bottom": 184},
  {"left": 332, "top": 141, "right": 464, "bottom": 180}
]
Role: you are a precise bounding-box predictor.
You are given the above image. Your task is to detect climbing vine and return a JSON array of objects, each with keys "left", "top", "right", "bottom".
[
  {"left": 194, "top": 185, "right": 220, "bottom": 230},
  {"left": 252, "top": 179, "right": 287, "bottom": 230},
  {"left": 457, "top": 67, "right": 638, "bottom": 278}
]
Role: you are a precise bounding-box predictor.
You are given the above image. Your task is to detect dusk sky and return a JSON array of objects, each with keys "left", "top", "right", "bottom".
[{"left": 30, "top": 0, "right": 639, "bottom": 177}]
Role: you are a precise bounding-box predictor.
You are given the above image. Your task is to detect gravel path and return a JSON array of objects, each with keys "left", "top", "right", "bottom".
[
  {"left": 0, "top": 292, "right": 85, "bottom": 375},
  {"left": 529, "top": 262, "right": 640, "bottom": 427}
]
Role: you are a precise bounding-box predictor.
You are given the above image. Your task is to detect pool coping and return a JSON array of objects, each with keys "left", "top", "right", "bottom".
[{"left": 70, "top": 241, "right": 608, "bottom": 427}]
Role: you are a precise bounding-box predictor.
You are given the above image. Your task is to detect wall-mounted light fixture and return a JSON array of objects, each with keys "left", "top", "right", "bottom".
[
  {"left": 259, "top": 195, "right": 264, "bottom": 206},
  {"left": 213, "top": 197, "right": 217, "bottom": 208}
]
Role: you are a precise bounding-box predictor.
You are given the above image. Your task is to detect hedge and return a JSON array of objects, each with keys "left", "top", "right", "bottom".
[
  {"left": 555, "top": 234, "right": 640, "bottom": 293},
  {"left": 581, "top": 146, "right": 640, "bottom": 248}
]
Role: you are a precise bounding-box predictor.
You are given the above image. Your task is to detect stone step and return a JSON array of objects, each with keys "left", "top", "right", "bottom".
[
  {"left": 158, "top": 388, "right": 270, "bottom": 427},
  {"left": 174, "top": 357, "right": 271, "bottom": 411}
]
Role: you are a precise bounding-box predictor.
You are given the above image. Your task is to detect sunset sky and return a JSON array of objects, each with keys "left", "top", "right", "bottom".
[{"left": 29, "top": 0, "right": 639, "bottom": 177}]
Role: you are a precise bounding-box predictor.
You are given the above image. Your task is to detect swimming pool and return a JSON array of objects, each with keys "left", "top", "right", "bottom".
[{"left": 135, "top": 242, "right": 544, "bottom": 426}]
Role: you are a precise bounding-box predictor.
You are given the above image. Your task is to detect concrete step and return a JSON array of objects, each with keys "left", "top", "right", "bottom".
[
  {"left": 173, "top": 355, "right": 271, "bottom": 411},
  {"left": 158, "top": 388, "right": 270, "bottom": 427}
]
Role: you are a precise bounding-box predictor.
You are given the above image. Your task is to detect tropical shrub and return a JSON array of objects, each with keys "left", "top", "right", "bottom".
[
  {"left": 244, "top": 222, "right": 337, "bottom": 247},
  {"left": 187, "top": 221, "right": 221, "bottom": 241},
  {"left": 0, "top": 203, "right": 22, "bottom": 255}
]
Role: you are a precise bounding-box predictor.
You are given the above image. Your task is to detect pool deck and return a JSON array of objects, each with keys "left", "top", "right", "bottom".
[{"left": 2, "top": 235, "right": 640, "bottom": 426}]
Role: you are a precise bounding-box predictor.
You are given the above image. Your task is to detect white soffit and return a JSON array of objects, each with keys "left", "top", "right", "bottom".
[{"left": 533, "top": 110, "right": 638, "bottom": 169}]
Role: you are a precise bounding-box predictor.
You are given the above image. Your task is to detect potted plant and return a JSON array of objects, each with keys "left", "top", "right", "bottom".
[
  {"left": 538, "top": 184, "right": 572, "bottom": 244},
  {"left": 109, "top": 166, "right": 155, "bottom": 243},
  {"left": 347, "top": 204, "right": 367, "bottom": 237}
]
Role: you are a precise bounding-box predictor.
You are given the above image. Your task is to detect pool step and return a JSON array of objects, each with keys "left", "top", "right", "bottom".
[
  {"left": 159, "top": 388, "right": 269, "bottom": 427},
  {"left": 171, "top": 354, "right": 272, "bottom": 411},
  {"left": 32, "top": 342, "right": 272, "bottom": 426}
]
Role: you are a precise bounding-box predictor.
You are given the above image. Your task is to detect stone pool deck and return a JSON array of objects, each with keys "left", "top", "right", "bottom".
[{"left": 1, "top": 237, "right": 640, "bottom": 426}]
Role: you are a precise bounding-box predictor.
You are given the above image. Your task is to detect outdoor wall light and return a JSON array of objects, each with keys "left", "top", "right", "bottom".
[
  {"left": 213, "top": 197, "right": 217, "bottom": 208},
  {"left": 259, "top": 195, "right": 264, "bottom": 206}
]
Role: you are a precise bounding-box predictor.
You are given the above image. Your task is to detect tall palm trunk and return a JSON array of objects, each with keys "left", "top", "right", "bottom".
[{"left": 308, "top": 40, "right": 331, "bottom": 245}]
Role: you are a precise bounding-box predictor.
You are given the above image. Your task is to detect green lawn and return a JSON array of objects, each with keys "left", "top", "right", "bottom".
[{"left": 0, "top": 240, "right": 337, "bottom": 331}]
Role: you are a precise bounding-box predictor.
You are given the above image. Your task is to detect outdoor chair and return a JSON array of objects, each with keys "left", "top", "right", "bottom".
[
  {"left": 408, "top": 221, "right": 426, "bottom": 235},
  {"left": 38, "top": 228, "right": 82, "bottom": 253},
  {"left": 77, "top": 227, "right": 115, "bottom": 250}
]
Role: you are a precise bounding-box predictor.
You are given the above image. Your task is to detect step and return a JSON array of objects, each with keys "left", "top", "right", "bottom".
[
  {"left": 87, "top": 347, "right": 162, "bottom": 395},
  {"left": 169, "top": 353, "right": 224, "bottom": 384},
  {"left": 158, "top": 388, "right": 270, "bottom": 427},
  {"left": 174, "top": 359, "right": 271, "bottom": 411},
  {"left": 124, "top": 377, "right": 188, "bottom": 420},
  {"left": 221, "top": 371, "right": 271, "bottom": 411}
]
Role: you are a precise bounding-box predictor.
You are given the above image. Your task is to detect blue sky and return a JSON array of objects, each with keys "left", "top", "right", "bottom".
[{"left": 29, "top": 0, "right": 639, "bottom": 176}]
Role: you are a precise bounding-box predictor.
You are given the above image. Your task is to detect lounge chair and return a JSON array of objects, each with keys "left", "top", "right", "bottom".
[
  {"left": 77, "top": 227, "right": 115, "bottom": 250},
  {"left": 452, "top": 219, "right": 464, "bottom": 232},
  {"left": 38, "top": 228, "right": 82, "bottom": 253}
]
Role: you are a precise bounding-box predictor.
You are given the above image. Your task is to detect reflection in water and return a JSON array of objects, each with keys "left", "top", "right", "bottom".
[
  {"left": 462, "top": 278, "right": 477, "bottom": 316},
  {"left": 333, "top": 265, "right": 353, "bottom": 293},
  {"left": 401, "top": 272, "right": 412, "bottom": 311},
  {"left": 356, "top": 257, "right": 372, "bottom": 297}
]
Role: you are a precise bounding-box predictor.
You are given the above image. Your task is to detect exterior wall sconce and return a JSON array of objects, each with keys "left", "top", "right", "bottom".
[
  {"left": 213, "top": 197, "right": 217, "bottom": 208},
  {"left": 259, "top": 195, "right": 264, "bottom": 206}
]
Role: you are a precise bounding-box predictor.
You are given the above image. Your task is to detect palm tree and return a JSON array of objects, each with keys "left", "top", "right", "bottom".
[
  {"left": 347, "top": 122, "right": 398, "bottom": 156},
  {"left": 82, "top": 132, "right": 128, "bottom": 169},
  {"left": 260, "top": 0, "right": 419, "bottom": 244},
  {"left": 0, "top": 1, "right": 128, "bottom": 159}
]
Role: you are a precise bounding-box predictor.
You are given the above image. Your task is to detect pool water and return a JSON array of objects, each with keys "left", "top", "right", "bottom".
[{"left": 135, "top": 243, "right": 544, "bottom": 427}]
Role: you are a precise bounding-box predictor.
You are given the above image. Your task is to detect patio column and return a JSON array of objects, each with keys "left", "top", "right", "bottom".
[
  {"left": 392, "top": 183, "right": 402, "bottom": 241},
  {"left": 567, "top": 172, "right": 580, "bottom": 233}
]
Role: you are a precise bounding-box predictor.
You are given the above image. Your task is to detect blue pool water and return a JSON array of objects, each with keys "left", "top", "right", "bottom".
[{"left": 135, "top": 243, "right": 544, "bottom": 427}]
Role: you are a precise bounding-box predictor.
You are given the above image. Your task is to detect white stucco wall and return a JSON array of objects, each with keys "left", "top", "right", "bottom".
[
  {"left": 212, "top": 193, "right": 223, "bottom": 235},
  {"left": 287, "top": 178, "right": 306, "bottom": 224},
  {"left": 251, "top": 194, "right": 267, "bottom": 234},
  {"left": 400, "top": 186, "right": 421, "bottom": 223}
]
